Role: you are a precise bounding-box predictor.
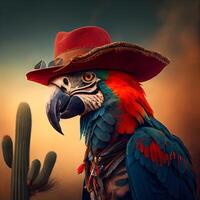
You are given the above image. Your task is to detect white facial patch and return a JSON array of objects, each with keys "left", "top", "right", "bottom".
[{"left": 76, "top": 90, "right": 104, "bottom": 115}]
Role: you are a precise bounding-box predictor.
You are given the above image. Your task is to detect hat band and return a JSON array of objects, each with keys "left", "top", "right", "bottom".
[{"left": 55, "top": 48, "right": 93, "bottom": 66}]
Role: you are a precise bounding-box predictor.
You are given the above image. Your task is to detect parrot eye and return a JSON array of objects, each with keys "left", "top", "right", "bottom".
[
  {"left": 82, "top": 72, "right": 96, "bottom": 83},
  {"left": 63, "top": 78, "right": 69, "bottom": 85}
]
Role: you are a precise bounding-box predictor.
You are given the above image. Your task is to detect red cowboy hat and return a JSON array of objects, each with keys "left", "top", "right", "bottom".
[{"left": 26, "top": 26, "right": 169, "bottom": 85}]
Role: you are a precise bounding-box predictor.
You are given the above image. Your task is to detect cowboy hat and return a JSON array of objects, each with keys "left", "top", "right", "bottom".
[{"left": 26, "top": 26, "right": 169, "bottom": 85}]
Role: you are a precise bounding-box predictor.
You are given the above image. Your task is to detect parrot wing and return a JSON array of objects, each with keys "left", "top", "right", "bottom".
[{"left": 126, "top": 117, "right": 197, "bottom": 200}]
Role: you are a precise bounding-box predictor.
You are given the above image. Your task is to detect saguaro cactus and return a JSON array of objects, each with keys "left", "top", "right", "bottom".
[{"left": 2, "top": 102, "right": 57, "bottom": 200}]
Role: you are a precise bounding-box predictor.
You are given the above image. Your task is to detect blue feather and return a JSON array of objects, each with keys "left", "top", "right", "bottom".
[
  {"left": 93, "top": 126, "right": 111, "bottom": 142},
  {"left": 91, "top": 135, "right": 107, "bottom": 150},
  {"left": 80, "top": 93, "right": 117, "bottom": 151},
  {"left": 101, "top": 112, "right": 116, "bottom": 125},
  {"left": 96, "top": 117, "right": 114, "bottom": 132}
]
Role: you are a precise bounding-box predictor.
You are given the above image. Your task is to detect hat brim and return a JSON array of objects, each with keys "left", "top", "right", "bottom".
[{"left": 26, "top": 42, "right": 170, "bottom": 85}]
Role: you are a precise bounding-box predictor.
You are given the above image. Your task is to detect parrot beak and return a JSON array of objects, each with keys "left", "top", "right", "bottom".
[{"left": 46, "top": 87, "right": 85, "bottom": 135}]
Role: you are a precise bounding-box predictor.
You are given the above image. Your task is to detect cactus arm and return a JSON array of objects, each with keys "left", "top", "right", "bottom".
[
  {"left": 28, "top": 159, "right": 41, "bottom": 184},
  {"left": 31, "top": 151, "right": 57, "bottom": 190},
  {"left": 2, "top": 135, "right": 13, "bottom": 168}
]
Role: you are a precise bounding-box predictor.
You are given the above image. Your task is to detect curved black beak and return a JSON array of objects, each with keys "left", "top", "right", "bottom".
[{"left": 46, "top": 87, "right": 85, "bottom": 135}]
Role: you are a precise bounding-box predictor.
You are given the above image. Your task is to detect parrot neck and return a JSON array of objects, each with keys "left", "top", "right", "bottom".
[
  {"left": 80, "top": 71, "right": 153, "bottom": 153},
  {"left": 104, "top": 71, "right": 153, "bottom": 134}
]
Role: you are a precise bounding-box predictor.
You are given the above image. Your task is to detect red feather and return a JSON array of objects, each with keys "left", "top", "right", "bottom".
[
  {"left": 135, "top": 140, "right": 187, "bottom": 166},
  {"left": 105, "top": 71, "right": 153, "bottom": 134},
  {"left": 77, "top": 163, "right": 85, "bottom": 174}
]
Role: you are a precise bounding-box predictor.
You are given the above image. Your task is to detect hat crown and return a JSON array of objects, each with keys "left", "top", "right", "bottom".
[{"left": 54, "top": 26, "right": 112, "bottom": 58}]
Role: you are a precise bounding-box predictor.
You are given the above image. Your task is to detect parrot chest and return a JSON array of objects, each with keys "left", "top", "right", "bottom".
[
  {"left": 81, "top": 106, "right": 133, "bottom": 199},
  {"left": 89, "top": 164, "right": 131, "bottom": 200},
  {"left": 84, "top": 139, "right": 132, "bottom": 200},
  {"left": 80, "top": 106, "right": 117, "bottom": 153}
]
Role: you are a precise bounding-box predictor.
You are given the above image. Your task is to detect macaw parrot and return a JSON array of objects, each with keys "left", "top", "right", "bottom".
[
  {"left": 26, "top": 25, "right": 197, "bottom": 200},
  {"left": 45, "top": 69, "right": 197, "bottom": 200}
]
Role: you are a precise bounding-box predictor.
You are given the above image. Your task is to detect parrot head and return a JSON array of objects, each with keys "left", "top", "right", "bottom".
[{"left": 46, "top": 70, "right": 153, "bottom": 135}]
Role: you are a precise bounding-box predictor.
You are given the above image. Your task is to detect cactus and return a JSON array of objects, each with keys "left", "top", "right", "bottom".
[
  {"left": 2, "top": 135, "right": 13, "bottom": 168},
  {"left": 1, "top": 102, "right": 57, "bottom": 200}
]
